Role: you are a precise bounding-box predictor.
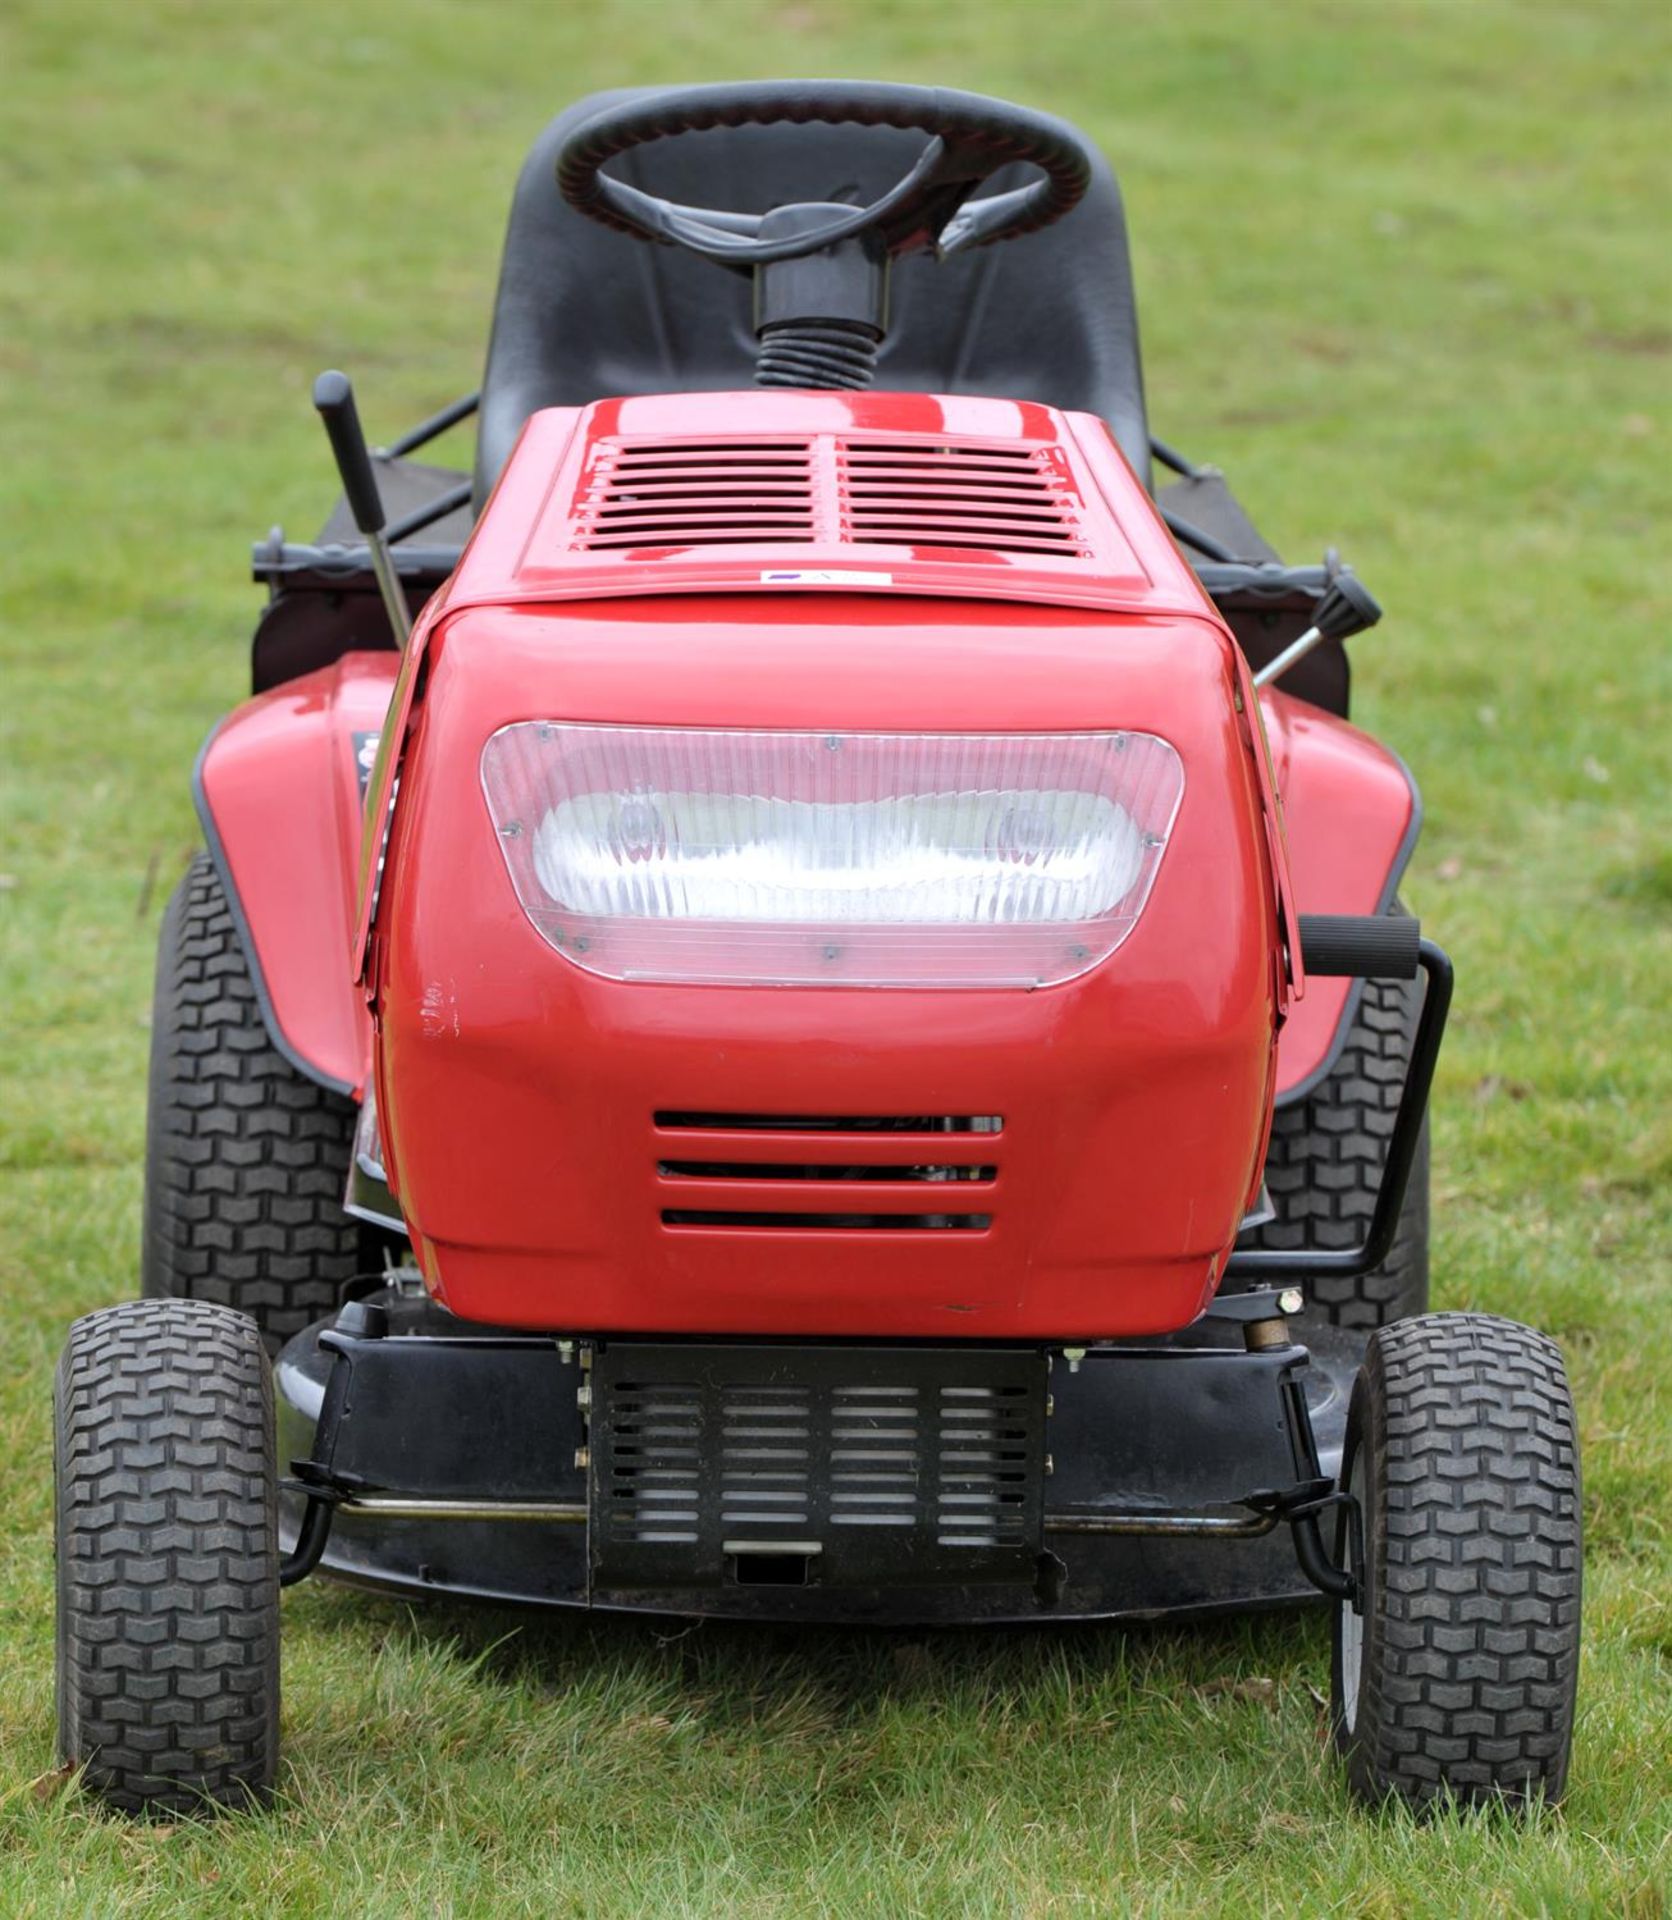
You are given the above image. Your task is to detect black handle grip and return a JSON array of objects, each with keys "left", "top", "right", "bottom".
[
  {"left": 1312, "top": 572, "right": 1383, "bottom": 642},
  {"left": 312, "top": 370, "right": 385, "bottom": 537},
  {"left": 1299, "top": 913, "right": 1420, "bottom": 978}
]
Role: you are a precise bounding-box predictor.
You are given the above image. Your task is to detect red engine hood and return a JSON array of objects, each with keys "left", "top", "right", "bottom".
[
  {"left": 447, "top": 389, "right": 1214, "bottom": 617},
  {"left": 372, "top": 594, "right": 1287, "bottom": 1340},
  {"left": 354, "top": 389, "right": 1298, "bottom": 987}
]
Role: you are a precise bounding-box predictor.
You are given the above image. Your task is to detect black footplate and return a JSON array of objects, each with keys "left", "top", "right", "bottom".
[{"left": 588, "top": 1344, "right": 1049, "bottom": 1591}]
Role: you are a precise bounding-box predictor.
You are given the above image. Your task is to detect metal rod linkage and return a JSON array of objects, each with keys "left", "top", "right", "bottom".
[
  {"left": 1227, "top": 940, "right": 1452, "bottom": 1281},
  {"left": 384, "top": 390, "right": 481, "bottom": 459},
  {"left": 1044, "top": 1509, "right": 1277, "bottom": 1539},
  {"left": 338, "top": 1497, "right": 587, "bottom": 1523},
  {"left": 385, "top": 481, "right": 474, "bottom": 547},
  {"left": 1252, "top": 620, "right": 1324, "bottom": 689}
]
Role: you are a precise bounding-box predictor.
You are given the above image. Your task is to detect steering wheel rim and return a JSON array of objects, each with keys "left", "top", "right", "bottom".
[{"left": 555, "top": 80, "right": 1095, "bottom": 265}]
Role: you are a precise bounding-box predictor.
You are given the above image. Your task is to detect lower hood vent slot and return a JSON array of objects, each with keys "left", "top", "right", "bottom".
[
  {"left": 662, "top": 1209, "right": 992, "bottom": 1232},
  {"left": 655, "top": 1112, "right": 1001, "bottom": 1133},
  {"left": 659, "top": 1161, "right": 997, "bottom": 1184},
  {"left": 655, "top": 1112, "right": 1002, "bottom": 1236}
]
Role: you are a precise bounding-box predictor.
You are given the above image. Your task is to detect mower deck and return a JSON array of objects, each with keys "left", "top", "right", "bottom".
[{"left": 274, "top": 1288, "right": 1360, "bottom": 1624}]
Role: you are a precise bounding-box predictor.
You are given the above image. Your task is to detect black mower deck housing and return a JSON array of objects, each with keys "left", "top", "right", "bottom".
[{"left": 275, "top": 1288, "right": 1362, "bottom": 1624}]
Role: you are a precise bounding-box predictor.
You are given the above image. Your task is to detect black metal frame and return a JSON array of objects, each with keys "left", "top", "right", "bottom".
[
  {"left": 251, "top": 540, "right": 1380, "bottom": 628},
  {"left": 382, "top": 389, "right": 481, "bottom": 461},
  {"left": 276, "top": 1291, "right": 1363, "bottom": 1610},
  {"left": 1227, "top": 938, "right": 1451, "bottom": 1284},
  {"left": 248, "top": 393, "right": 1374, "bottom": 626},
  {"left": 279, "top": 1294, "right": 589, "bottom": 1587}
]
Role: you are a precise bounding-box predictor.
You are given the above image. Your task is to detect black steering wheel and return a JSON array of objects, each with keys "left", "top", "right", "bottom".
[{"left": 556, "top": 80, "right": 1095, "bottom": 267}]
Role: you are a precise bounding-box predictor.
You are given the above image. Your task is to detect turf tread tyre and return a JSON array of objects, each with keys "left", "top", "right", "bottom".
[
  {"left": 1243, "top": 964, "right": 1430, "bottom": 1329},
  {"left": 1332, "top": 1312, "right": 1582, "bottom": 1810},
  {"left": 55, "top": 1298, "right": 280, "bottom": 1814},
  {"left": 143, "top": 853, "right": 359, "bottom": 1350}
]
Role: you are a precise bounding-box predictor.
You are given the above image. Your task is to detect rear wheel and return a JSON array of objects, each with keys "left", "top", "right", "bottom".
[
  {"left": 1242, "top": 945, "right": 1429, "bottom": 1330},
  {"left": 1331, "top": 1312, "right": 1582, "bottom": 1810},
  {"left": 56, "top": 1299, "right": 281, "bottom": 1814},
  {"left": 143, "top": 853, "right": 360, "bottom": 1352}
]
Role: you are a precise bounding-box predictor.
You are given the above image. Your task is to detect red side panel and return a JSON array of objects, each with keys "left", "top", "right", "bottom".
[
  {"left": 196, "top": 652, "right": 399, "bottom": 1094},
  {"left": 1264, "top": 690, "right": 1419, "bottom": 1100}
]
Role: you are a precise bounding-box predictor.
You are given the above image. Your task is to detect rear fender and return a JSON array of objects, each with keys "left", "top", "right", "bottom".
[
  {"left": 193, "top": 651, "right": 400, "bottom": 1095},
  {"left": 1264, "top": 690, "right": 1422, "bottom": 1102}
]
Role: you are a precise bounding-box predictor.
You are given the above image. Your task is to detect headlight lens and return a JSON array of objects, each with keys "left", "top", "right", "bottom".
[{"left": 481, "top": 724, "right": 1183, "bottom": 987}]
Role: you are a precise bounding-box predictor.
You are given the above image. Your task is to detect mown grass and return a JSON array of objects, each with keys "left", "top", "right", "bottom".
[{"left": 1, "top": 0, "right": 1668, "bottom": 1912}]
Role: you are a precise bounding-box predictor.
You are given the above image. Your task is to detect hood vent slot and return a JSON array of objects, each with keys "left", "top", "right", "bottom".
[
  {"left": 839, "top": 442, "right": 1086, "bottom": 555},
  {"left": 573, "top": 435, "right": 1086, "bottom": 559},
  {"left": 576, "top": 440, "right": 816, "bottom": 549},
  {"left": 659, "top": 1160, "right": 997, "bottom": 1184},
  {"left": 654, "top": 1112, "right": 1002, "bottom": 1134},
  {"left": 661, "top": 1209, "right": 992, "bottom": 1232},
  {"left": 654, "top": 1112, "right": 1000, "bottom": 1236}
]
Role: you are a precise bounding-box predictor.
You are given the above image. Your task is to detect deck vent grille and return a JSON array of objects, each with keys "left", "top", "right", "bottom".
[
  {"left": 587, "top": 1344, "right": 1049, "bottom": 1591},
  {"left": 936, "top": 1384, "right": 1033, "bottom": 1547},
  {"left": 719, "top": 1386, "right": 814, "bottom": 1531},
  {"left": 605, "top": 1382, "right": 703, "bottom": 1545},
  {"left": 828, "top": 1385, "right": 923, "bottom": 1529}
]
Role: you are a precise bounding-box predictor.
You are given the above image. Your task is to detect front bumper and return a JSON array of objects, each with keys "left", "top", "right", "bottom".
[{"left": 275, "top": 1290, "right": 1360, "bottom": 1625}]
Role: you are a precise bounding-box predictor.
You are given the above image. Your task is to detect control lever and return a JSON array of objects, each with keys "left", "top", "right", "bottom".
[
  {"left": 312, "top": 370, "right": 411, "bottom": 645},
  {"left": 1252, "top": 571, "right": 1381, "bottom": 690}
]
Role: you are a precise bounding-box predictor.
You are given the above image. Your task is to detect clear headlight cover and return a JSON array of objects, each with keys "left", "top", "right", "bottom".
[{"left": 480, "top": 724, "right": 1184, "bottom": 988}]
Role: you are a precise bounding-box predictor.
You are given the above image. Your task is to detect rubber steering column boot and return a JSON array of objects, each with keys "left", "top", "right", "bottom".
[{"left": 754, "top": 204, "right": 889, "bottom": 388}]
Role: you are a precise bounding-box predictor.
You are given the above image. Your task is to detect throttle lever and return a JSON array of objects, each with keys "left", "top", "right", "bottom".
[
  {"left": 313, "top": 370, "right": 411, "bottom": 645},
  {"left": 1252, "top": 571, "right": 1381, "bottom": 690}
]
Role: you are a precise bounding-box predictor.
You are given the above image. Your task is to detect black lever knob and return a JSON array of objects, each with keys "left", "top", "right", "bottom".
[
  {"left": 312, "top": 370, "right": 385, "bottom": 538},
  {"left": 1312, "top": 572, "right": 1383, "bottom": 643}
]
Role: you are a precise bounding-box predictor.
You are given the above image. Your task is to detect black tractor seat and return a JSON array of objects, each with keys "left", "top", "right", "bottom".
[
  {"left": 272, "top": 89, "right": 1342, "bottom": 712},
  {"left": 474, "top": 85, "right": 1151, "bottom": 505}
]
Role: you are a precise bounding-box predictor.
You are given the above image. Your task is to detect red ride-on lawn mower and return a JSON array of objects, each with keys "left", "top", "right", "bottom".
[{"left": 56, "top": 83, "right": 1582, "bottom": 1815}]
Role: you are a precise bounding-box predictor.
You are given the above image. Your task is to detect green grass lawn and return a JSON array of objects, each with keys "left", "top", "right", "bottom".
[{"left": 2, "top": 0, "right": 1668, "bottom": 1911}]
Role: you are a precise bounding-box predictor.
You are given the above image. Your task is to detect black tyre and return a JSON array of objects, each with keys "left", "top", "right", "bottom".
[
  {"left": 1242, "top": 963, "right": 1429, "bottom": 1330},
  {"left": 1331, "top": 1312, "right": 1582, "bottom": 1811},
  {"left": 143, "top": 853, "right": 360, "bottom": 1351},
  {"left": 56, "top": 1298, "right": 281, "bottom": 1815}
]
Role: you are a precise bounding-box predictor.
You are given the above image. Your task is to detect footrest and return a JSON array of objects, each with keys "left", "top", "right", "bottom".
[{"left": 588, "top": 1343, "right": 1049, "bottom": 1591}]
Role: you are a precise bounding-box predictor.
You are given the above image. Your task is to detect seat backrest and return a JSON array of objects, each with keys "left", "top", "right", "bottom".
[{"left": 475, "top": 88, "right": 1149, "bottom": 503}]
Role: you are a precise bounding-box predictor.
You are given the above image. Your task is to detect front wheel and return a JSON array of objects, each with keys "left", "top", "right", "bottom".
[
  {"left": 1331, "top": 1312, "right": 1582, "bottom": 1810},
  {"left": 55, "top": 1299, "right": 281, "bottom": 1814}
]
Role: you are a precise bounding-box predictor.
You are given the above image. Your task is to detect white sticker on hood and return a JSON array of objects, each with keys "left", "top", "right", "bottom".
[{"left": 759, "top": 569, "right": 894, "bottom": 586}]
